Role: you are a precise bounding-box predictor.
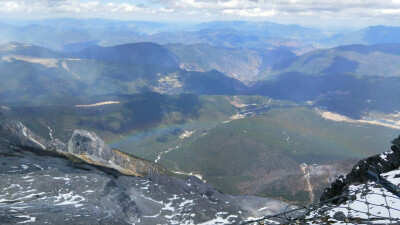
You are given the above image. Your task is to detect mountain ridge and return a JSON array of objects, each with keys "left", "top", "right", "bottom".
[
  {"left": 0, "top": 115, "right": 167, "bottom": 177},
  {"left": 78, "top": 42, "right": 180, "bottom": 69}
]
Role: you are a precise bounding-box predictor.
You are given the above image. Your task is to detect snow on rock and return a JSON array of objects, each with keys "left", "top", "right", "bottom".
[
  {"left": 54, "top": 191, "right": 85, "bottom": 207},
  {"left": 306, "top": 179, "right": 400, "bottom": 224},
  {"left": 307, "top": 135, "right": 400, "bottom": 224},
  {"left": 381, "top": 168, "right": 400, "bottom": 186},
  {"left": 321, "top": 136, "right": 400, "bottom": 202},
  {"left": 16, "top": 215, "right": 36, "bottom": 224}
]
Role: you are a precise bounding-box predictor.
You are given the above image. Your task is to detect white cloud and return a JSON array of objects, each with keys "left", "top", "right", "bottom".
[
  {"left": 0, "top": 0, "right": 171, "bottom": 14},
  {"left": 0, "top": 0, "right": 399, "bottom": 23},
  {"left": 153, "top": 0, "right": 400, "bottom": 19},
  {"left": 223, "top": 8, "right": 277, "bottom": 17}
]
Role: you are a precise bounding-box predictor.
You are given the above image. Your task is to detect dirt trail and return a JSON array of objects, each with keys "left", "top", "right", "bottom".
[{"left": 300, "top": 163, "right": 314, "bottom": 204}]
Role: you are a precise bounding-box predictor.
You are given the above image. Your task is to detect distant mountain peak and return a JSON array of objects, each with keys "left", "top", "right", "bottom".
[{"left": 79, "top": 42, "right": 180, "bottom": 68}]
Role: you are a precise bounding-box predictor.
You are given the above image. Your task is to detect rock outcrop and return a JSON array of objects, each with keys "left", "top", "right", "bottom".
[
  {"left": 320, "top": 135, "right": 400, "bottom": 202},
  {"left": 65, "top": 130, "right": 167, "bottom": 176},
  {"left": 301, "top": 135, "right": 400, "bottom": 224},
  {"left": 0, "top": 118, "right": 47, "bottom": 150},
  {"left": 0, "top": 116, "right": 167, "bottom": 177}
]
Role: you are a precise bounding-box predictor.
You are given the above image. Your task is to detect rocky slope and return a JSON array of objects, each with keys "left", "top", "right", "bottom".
[
  {"left": 0, "top": 116, "right": 167, "bottom": 176},
  {"left": 0, "top": 115, "right": 290, "bottom": 224},
  {"left": 320, "top": 135, "right": 400, "bottom": 202},
  {"left": 245, "top": 135, "right": 400, "bottom": 224},
  {"left": 300, "top": 135, "right": 400, "bottom": 224}
]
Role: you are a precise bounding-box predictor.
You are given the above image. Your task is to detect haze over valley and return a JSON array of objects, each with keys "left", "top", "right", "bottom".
[{"left": 1, "top": 1, "right": 400, "bottom": 224}]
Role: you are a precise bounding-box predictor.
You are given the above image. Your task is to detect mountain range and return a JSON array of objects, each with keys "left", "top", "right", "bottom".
[
  {"left": 1, "top": 19, "right": 400, "bottom": 53},
  {"left": 1, "top": 18, "right": 400, "bottom": 210},
  {"left": 1, "top": 41, "right": 399, "bottom": 119},
  {"left": 261, "top": 43, "right": 400, "bottom": 78}
]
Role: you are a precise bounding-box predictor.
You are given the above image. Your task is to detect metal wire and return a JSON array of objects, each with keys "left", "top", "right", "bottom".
[{"left": 241, "top": 171, "right": 400, "bottom": 225}]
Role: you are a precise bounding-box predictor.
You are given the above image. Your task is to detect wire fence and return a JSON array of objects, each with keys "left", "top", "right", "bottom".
[{"left": 242, "top": 171, "right": 400, "bottom": 225}]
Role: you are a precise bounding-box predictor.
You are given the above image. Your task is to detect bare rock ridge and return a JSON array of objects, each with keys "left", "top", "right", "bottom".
[
  {"left": 320, "top": 135, "right": 400, "bottom": 202},
  {"left": 0, "top": 118, "right": 47, "bottom": 150},
  {"left": 0, "top": 116, "right": 167, "bottom": 176},
  {"left": 65, "top": 130, "right": 167, "bottom": 176}
]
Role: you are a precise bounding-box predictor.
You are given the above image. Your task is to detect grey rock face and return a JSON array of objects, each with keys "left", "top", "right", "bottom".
[
  {"left": 66, "top": 129, "right": 168, "bottom": 176},
  {"left": 0, "top": 118, "right": 47, "bottom": 150},
  {"left": 0, "top": 141, "right": 289, "bottom": 224},
  {"left": 320, "top": 135, "right": 400, "bottom": 202},
  {"left": 333, "top": 211, "right": 346, "bottom": 221},
  {"left": 67, "top": 130, "right": 112, "bottom": 158},
  {"left": 0, "top": 116, "right": 167, "bottom": 176},
  {"left": 0, "top": 144, "right": 140, "bottom": 224},
  {"left": 47, "top": 138, "right": 67, "bottom": 152}
]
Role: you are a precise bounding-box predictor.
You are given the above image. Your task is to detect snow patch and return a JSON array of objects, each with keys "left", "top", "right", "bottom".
[
  {"left": 198, "top": 214, "right": 238, "bottom": 225},
  {"left": 17, "top": 215, "right": 36, "bottom": 224},
  {"left": 54, "top": 191, "right": 85, "bottom": 207},
  {"left": 33, "top": 164, "right": 44, "bottom": 170},
  {"left": 307, "top": 179, "right": 400, "bottom": 224},
  {"left": 53, "top": 177, "right": 70, "bottom": 181},
  {"left": 173, "top": 171, "right": 204, "bottom": 181},
  {"left": 178, "top": 199, "right": 194, "bottom": 208},
  {"left": 140, "top": 195, "right": 164, "bottom": 205}
]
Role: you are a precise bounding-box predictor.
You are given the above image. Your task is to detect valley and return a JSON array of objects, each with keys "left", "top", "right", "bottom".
[
  {"left": 1, "top": 15, "right": 400, "bottom": 224},
  {"left": 1, "top": 38, "right": 399, "bottom": 203},
  {"left": 3, "top": 94, "right": 399, "bottom": 204}
]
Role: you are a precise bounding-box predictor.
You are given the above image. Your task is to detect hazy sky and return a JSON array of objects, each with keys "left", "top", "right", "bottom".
[{"left": 1, "top": 0, "right": 399, "bottom": 28}]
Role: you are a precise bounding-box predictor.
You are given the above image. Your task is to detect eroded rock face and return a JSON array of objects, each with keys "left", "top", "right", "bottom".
[
  {"left": 0, "top": 116, "right": 167, "bottom": 177},
  {"left": 0, "top": 118, "right": 47, "bottom": 150},
  {"left": 47, "top": 139, "right": 67, "bottom": 152},
  {"left": 68, "top": 130, "right": 112, "bottom": 158},
  {"left": 320, "top": 135, "right": 400, "bottom": 202},
  {"left": 67, "top": 130, "right": 168, "bottom": 176}
]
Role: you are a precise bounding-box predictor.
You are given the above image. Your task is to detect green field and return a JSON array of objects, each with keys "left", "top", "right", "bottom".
[{"left": 159, "top": 106, "right": 398, "bottom": 200}]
